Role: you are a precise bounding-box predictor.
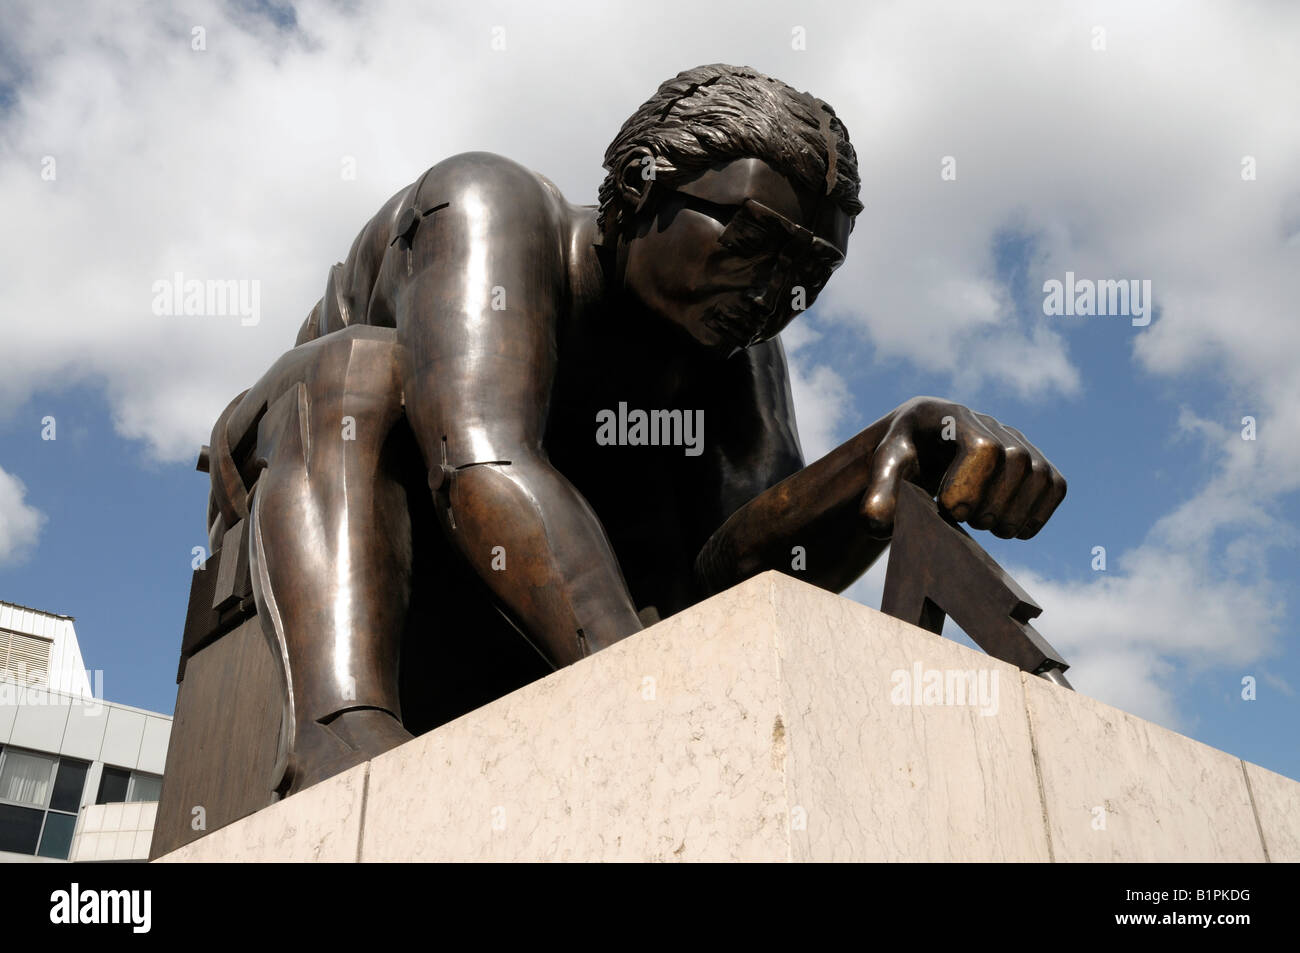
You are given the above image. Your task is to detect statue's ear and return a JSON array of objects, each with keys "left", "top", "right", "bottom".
[{"left": 616, "top": 147, "right": 659, "bottom": 218}]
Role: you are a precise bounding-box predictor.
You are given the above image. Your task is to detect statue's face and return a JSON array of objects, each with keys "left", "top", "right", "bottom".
[{"left": 619, "top": 156, "right": 851, "bottom": 356}]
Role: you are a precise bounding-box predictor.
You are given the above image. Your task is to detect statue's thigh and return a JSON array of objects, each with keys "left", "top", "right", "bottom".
[{"left": 232, "top": 326, "right": 405, "bottom": 459}]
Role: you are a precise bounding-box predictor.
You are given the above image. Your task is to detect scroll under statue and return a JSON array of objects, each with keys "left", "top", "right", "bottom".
[{"left": 202, "top": 64, "right": 1067, "bottom": 795}]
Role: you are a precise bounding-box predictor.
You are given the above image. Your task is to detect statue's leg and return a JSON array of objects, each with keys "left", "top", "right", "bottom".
[{"left": 238, "top": 325, "right": 414, "bottom": 796}]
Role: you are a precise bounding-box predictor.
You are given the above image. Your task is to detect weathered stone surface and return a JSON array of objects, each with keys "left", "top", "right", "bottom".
[
  {"left": 1024, "top": 675, "right": 1266, "bottom": 862},
  {"left": 154, "top": 762, "right": 366, "bottom": 863},
  {"left": 769, "top": 578, "right": 1048, "bottom": 861},
  {"left": 1243, "top": 760, "right": 1300, "bottom": 862},
  {"left": 152, "top": 571, "right": 1298, "bottom": 863}
]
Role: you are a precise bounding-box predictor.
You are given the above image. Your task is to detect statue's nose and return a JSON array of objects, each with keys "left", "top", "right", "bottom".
[
  {"left": 745, "top": 285, "right": 775, "bottom": 314},
  {"left": 746, "top": 254, "right": 801, "bottom": 319}
]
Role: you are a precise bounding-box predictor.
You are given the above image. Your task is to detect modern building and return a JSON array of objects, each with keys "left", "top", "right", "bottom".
[{"left": 0, "top": 599, "right": 171, "bottom": 862}]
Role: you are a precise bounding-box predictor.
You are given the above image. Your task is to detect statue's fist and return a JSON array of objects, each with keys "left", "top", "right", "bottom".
[{"left": 860, "top": 397, "right": 1067, "bottom": 541}]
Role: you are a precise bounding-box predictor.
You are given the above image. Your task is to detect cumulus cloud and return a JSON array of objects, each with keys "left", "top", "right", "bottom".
[
  {"left": 1011, "top": 545, "right": 1285, "bottom": 728},
  {"left": 2, "top": 0, "right": 1296, "bottom": 732},
  {"left": 0, "top": 466, "right": 45, "bottom": 566},
  {"left": 4, "top": 1, "right": 1293, "bottom": 454},
  {"left": 804, "top": 1, "right": 1297, "bottom": 730},
  {"left": 782, "top": 321, "right": 853, "bottom": 462}
]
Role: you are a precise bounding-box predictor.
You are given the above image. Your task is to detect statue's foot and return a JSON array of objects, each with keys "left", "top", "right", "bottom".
[{"left": 282, "top": 708, "right": 414, "bottom": 797}]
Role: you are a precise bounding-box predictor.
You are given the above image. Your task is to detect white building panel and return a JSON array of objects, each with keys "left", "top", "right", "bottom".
[
  {"left": 59, "top": 698, "right": 110, "bottom": 762},
  {"left": 98, "top": 705, "right": 147, "bottom": 769},
  {"left": 137, "top": 715, "right": 171, "bottom": 775},
  {"left": 8, "top": 689, "right": 71, "bottom": 751},
  {"left": 0, "top": 689, "right": 16, "bottom": 742}
]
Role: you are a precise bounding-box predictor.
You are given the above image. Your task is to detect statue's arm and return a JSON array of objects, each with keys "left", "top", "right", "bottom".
[
  {"left": 397, "top": 152, "right": 644, "bottom": 665},
  {"left": 692, "top": 337, "right": 891, "bottom": 596},
  {"left": 694, "top": 345, "right": 1068, "bottom": 597}
]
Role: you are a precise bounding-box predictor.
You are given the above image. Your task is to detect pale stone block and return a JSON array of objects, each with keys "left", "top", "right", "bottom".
[
  {"left": 1023, "top": 674, "right": 1266, "bottom": 861},
  {"left": 132, "top": 829, "right": 154, "bottom": 859},
  {"left": 93, "top": 832, "right": 115, "bottom": 862},
  {"left": 80, "top": 804, "right": 107, "bottom": 834},
  {"left": 113, "top": 830, "right": 136, "bottom": 858},
  {"left": 360, "top": 573, "right": 1049, "bottom": 862},
  {"left": 154, "top": 762, "right": 366, "bottom": 863},
  {"left": 71, "top": 832, "right": 98, "bottom": 863},
  {"left": 139, "top": 801, "right": 158, "bottom": 829},
  {"left": 151, "top": 572, "right": 1300, "bottom": 863},
  {"left": 1243, "top": 761, "right": 1300, "bottom": 862},
  {"left": 363, "top": 579, "right": 787, "bottom": 862},
  {"left": 770, "top": 579, "right": 1048, "bottom": 862},
  {"left": 102, "top": 802, "right": 123, "bottom": 831},
  {"left": 120, "top": 801, "right": 143, "bottom": 831}
]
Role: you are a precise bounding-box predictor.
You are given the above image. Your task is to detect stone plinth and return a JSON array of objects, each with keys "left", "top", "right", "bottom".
[{"left": 154, "top": 572, "right": 1299, "bottom": 863}]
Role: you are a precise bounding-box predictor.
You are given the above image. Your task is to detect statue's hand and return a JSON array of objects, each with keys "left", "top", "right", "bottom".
[{"left": 860, "top": 396, "right": 1067, "bottom": 541}]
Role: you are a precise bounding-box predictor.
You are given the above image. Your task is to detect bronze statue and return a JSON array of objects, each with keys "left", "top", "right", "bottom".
[{"left": 200, "top": 64, "right": 1066, "bottom": 797}]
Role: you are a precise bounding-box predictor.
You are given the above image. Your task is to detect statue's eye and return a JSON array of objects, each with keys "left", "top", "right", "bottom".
[
  {"left": 718, "top": 210, "right": 781, "bottom": 257},
  {"left": 676, "top": 192, "right": 739, "bottom": 227}
]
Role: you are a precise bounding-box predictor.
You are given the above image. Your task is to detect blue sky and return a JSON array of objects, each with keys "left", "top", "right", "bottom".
[{"left": 0, "top": 0, "right": 1296, "bottom": 782}]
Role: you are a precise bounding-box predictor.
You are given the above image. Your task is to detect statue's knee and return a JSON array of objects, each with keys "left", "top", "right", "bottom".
[{"left": 305, "top": 328, "right": 403, "bottom": 418}]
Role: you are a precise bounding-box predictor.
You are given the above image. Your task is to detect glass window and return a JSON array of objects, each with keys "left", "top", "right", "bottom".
[
  {"left": 36, "top": 811, "right": 77, "bottom": 860},
  {"left": 0, "top": 750, "right": 90, "bottom": 858},
  {"left": 0, "top": 802, "right": 44, "bottom": 854},
  {"left": 96, "top": 765, "right": 130, "bottom": 804},
  {"left": 50, "top": 759, "right": 88, "bottom": 813},
  {"left": 97, "top": 767, "right": 162, "bottom": 804},
  {"left": 0, "top": 749, "right": 55, "bottom": 806},
  {"left": 128, "top": 772, "right": 162, "bottom": 803}
]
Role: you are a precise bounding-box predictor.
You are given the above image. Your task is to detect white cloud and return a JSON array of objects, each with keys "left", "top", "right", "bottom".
[
  {"left": 0, "top": 466, "right": 45, "bottom": 566},
  {"left": 2, "top": 0, "right": 1297, "bottom": 733},
  {"left": 1010, "top": 541, "right": 1285, "bottom": 729},
  {"left": 3, "top": 1, "right": 1294, "bottom": 457},
  {"left": 798, "top": 1, "right": 1298, "bottom": 730},
  {"left": 838, "top": 533, "right": 1284, "bottom": 732},
  {"left": 783, "top": 321, "right": 852, "bottom": 462}
]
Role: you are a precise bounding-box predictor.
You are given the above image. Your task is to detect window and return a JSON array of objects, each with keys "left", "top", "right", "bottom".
[
  {"left": 0, "top": 745, "right": 88, "bottom": 859},
  {"left": 96, "top": 766, "right": 163, "bottom": 804},
  {"left": 128, "top": 773, "right": 162, "bottom": 802},
  {"left": 0, "top": 628, "right": 51, "bottom": 687},
  {"left": 96, "top": 765, "right": 129, "bottom": 803}
]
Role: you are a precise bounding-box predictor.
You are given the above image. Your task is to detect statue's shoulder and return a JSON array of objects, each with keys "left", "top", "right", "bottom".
[
  {"left": 412, "top": 151, "right": 564, "bottom": 212},
  {"left": 294, "top": 153, "right": 564, "bottom": 347}
]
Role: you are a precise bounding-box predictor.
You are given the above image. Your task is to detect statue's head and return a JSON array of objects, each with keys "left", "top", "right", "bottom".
[{"left": 599, "top": 64, "right": 863, "bottom": 355}]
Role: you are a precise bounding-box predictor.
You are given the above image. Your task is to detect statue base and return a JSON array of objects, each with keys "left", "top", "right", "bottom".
[{"left": 152, "top": 572, "right": 1298, "bottom": 862}]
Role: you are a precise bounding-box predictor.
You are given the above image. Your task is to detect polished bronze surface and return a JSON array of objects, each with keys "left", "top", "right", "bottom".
[
  {"left": 177, "top": 64, "right": 1068, "bottom": 800},
  {"left": 881, "top": 482, "right": 1072, "bottom": 687}
]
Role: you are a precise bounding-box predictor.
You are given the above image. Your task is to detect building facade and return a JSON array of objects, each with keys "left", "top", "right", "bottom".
[{"left": 0, "top": 599, "right": 171, "bottom": 862}]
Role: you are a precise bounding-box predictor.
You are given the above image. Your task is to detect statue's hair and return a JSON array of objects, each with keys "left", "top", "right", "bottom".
[{"left": 598, "top": 64, "right": 863, "bottom": 237}]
